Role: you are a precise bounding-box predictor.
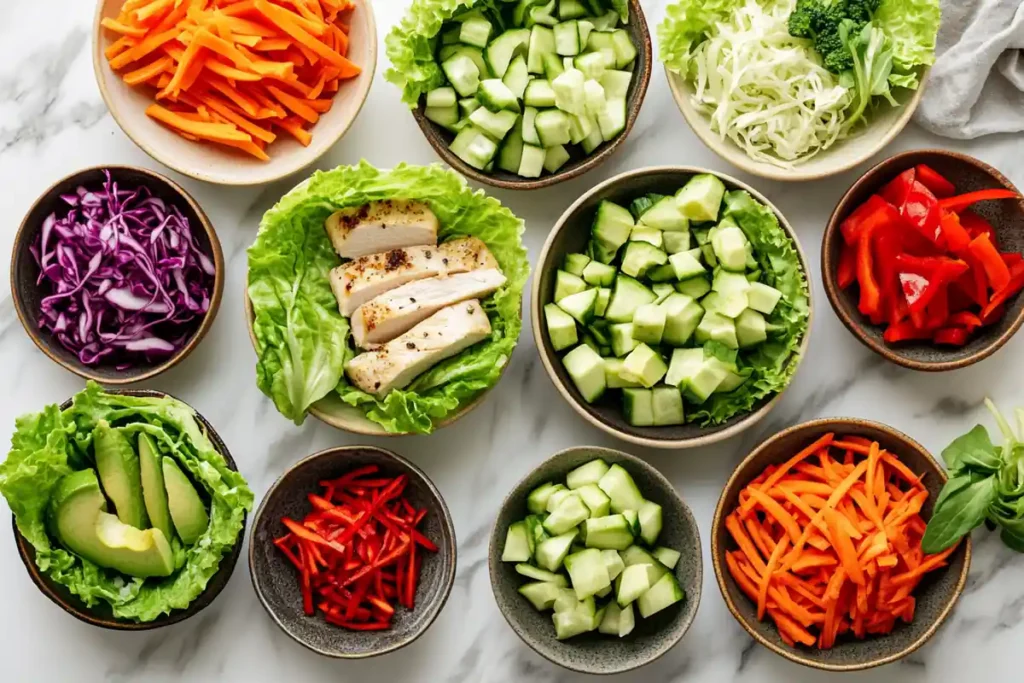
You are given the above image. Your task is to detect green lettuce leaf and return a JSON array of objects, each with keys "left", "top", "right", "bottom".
[
  {"left": 658, "top": 0, "right": 742, "bottom": 75},
  {"left": 688, "top": 191, "right": 810, "bottom": 426},
  {"left": 0, "top": 383, "right": 253, "bottom": 622},
  {"left": 874, "top": 0, "right": 941, "bottom": 74},
  {"left": 247, "top": 162, "right": 528, "bottom": 433}
]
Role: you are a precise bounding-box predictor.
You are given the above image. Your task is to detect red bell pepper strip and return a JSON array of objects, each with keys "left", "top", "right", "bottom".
[
  {"left": 947, "top": 311, "right": 983, "bottom": 331},
  {"left": 282, "top": 518, "right": 347, "bottom": 554},
  {"left": 1002, "top": 253, "right": 1023, "bottom": 268},
  {"left": 883, "top": 320, "right": 931, "bottom": 343},
  {"left": 841, "top": 194, "right": 898, "bottom": 245},
  {"left": 924, "top": 286, "right": 949, "bottom": 330},
  {"left": 959, "top": 210, "right": 998, "bottom": 246},
  {"left": 933, "top": 327, "right": 969, "bottom": 346},
  {"left": 938, "top": 188, "right": 1020, "bottom": 213},
  {"left": 914, "top": 164, "right": 956, "bottom": 198},
  {"left": 968, "top": 232, "right": 1012, "bottom": 291},
  {"left": 837, "top": 243, "right": 857, "bottom": 288},
  {"left": 880, "top": 168, "right": 916, "bottom": 207},
  {"left": 938, "top": 210, "right": 971, "bottom": 253},
  {"left": 900, "top": 181, "right": 943, "bottom": 245},
  {"left": 980, "top": 262, "right": 1024, "bottom": 321},
  {"left": 895, "top": 255, "right": 969, "bottom": 314}
]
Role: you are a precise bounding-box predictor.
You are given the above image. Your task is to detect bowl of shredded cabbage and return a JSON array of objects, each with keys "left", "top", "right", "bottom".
[{"left": 658, "top": 0, "right": 940, "bottom": 181}]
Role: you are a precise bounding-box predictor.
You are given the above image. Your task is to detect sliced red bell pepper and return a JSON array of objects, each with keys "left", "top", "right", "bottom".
[
  {"left": 933, "top": 327, "right": 970, "bottom": 346},
  {"left": 857, "top": 218, "right": 883, "bottom": 318},
  {"left": 968, "top": 232, "right": 1012, "bottom": 291},
  {"left": 947, "top": 311, "right": 983, "bottom": 331},
  {"left": 959, "top": 210, "right": 998, "bottom": 246},
  {"left": 841, "top": 194, "right": 899, "bottom": 245},
  {"left": 880, "top": 168, "right": 916, "bottom": 207},
  {"left": 874, "top": 228, "right": 904, "bottom": 324},
  {"left": 938, "top": 188, "right": 1020, "bottom": 213},
  {"left": 924, "top": 286, "right": 949, "bottom": 330},
  {"left": 979, "top": 262, "right": 1024, "bottom": 321},
  {"left": 938, "top": 210, "right": 971, "bottom": 253},
  {"left": 900, "top": 181, "right": 943, "bottom": 245},
  {"left": 1002, "top": 252, "right": 1023, "bottom": 268},
  {"left": 914, "top": 164, "right": 956, "bottom": 198},
  {"left": 837, "top": 243, "right": 857, "bottom": 289},
  {"left": 883, "top": 320, "right": 931, "bottom": 343}
]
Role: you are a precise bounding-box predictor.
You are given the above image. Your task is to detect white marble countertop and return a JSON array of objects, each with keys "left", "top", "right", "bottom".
[{"left": 3, "top": 1, "right": 1024, "bottom": 681}]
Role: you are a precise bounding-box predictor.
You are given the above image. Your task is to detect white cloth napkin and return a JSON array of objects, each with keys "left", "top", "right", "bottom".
[{"left": 914, "top": 0, "right": 1024, "bottom": 139}]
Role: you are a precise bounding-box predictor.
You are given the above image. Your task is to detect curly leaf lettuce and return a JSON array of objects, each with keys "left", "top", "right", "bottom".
[
  {"left": 0, "top": 383, "right": 253, "bottom": 622},
  {"left": 874, "top": 0, "right": 940, "bottom": 88},
  {"left": 247, "top": 162, "right": 528, "bottom": 433},
  {"left": 688, "top": 191, "right": 810, "bottom": 425},
  {"left": 658, "top": 0, "right": 743, "bottom": 75}
]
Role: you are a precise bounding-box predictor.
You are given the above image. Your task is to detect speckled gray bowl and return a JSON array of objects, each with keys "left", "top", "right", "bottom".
[
  {"left": 249, "top": 446, "right": 456, "bottom": 658},
  {"left": 488, "top": 446, "right": 702, "bottom": 674}
]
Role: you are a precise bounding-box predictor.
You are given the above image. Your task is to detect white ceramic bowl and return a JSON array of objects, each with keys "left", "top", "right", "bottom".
[{"left": 91, "top": 0, "right": 377, "bottom": 186}]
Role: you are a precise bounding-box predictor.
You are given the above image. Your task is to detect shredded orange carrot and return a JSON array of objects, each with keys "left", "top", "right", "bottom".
[
  {"left": 724, "top": 434, "right": 958, "bottom": 650},
  {"left": 101, "top": 0, "right": 361, "bottom": 160}
]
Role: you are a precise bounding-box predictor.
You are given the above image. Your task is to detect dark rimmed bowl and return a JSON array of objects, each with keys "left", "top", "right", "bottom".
[
  {"left": 13, "top": 389, "right": 245, "bottom": 631},
  {"left": 411, "top": 0, "right": 652, "bottom": 191},
  {"left": 532, "top": 166, "right": 812, "bottom": 449},
  {"left": 711, "top": 418, "right": 971, "bottom": 672},
  {"left": 11, "top": 165, "right": 225, "bottom": 384},
  {"left": 823, "top": 149, "right": 1024, "bottom": 371},
  {"left": 249, "top": 446, "right": 457, "bottom": 658},
  {"left": 488, "top": 446, "right": 702, "bottom": 675}
]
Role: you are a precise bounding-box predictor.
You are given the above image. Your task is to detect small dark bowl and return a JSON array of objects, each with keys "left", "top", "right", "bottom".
[
  {"left": 13, "top": 389, "right": 245, "bottom": 630},
  {"left": 532, "top": 166, "right": 812, "bottom": 449},
  {"left": 11, "top": 165, "right": 225, "bottom": 384},
  {"left": 249, "top": 446, "right": 457, "bottom": 658},
  {"left": 488, "top": 446, "right": 702, "bottom": 674},
  {"left": 712, "top": 418, "right": 971, "bottom": 671},
  {"left": 823, "top": 149, "right": 1024, "bottom": 371},
  {"left": 411, "top": 0, "right": 652, "bottom": 190}
]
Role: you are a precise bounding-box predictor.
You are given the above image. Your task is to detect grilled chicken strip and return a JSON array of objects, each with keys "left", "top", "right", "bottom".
[
  {"left": 351, "top": 268, "right": 506, "bottom": 348},
  {"left": 325, "top": 200, "right": 439, "bottom": 259},
  {"left": 345, "top": 300, "right": 492, "bottom": 396},
  {"left": 329, "top": 237, "right": 499, "bottom": 316}
]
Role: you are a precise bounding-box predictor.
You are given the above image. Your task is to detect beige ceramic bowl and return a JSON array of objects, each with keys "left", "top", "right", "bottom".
[
  {"left": 92, "top": 0, "right": 377, "bottom": 186},
  {"left": 665, "top": 66, "right": 929, "bottom": 182}
]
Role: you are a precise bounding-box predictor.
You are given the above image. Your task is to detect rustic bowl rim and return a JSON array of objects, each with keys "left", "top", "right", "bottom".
[
  {"left": 664, "top": 65, "right": 930, "bottom": 182},
  {"left": 90, "top": 0, "right": 378, "bottom": 186},
  {"left": 531, "top": 164, "right": 813, "bottom": 449},
  {"left": 409, "top": 0, "right": 652, "bottom": 191},
  {"left": 12, "top": 388, "right": 246, "bottom": 630},
  {"left": 487, "top": 445, "right": 703, "bottom": 674},
  {"left": 248, "top": 444, "right": 457, "bottom": 658},
  {"left": 710, "top": 417, "right": 972, "bottom": 672},
  {"left": 10, "top": 164, "right": 225, "bottom": 385},
  {"left": 821, "top": 148, "right": 1024, "bottom": 372}
]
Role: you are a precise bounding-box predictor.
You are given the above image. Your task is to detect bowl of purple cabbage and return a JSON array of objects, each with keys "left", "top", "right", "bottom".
[{"left": 11, "top": 166, "right": 223, "bottom": 382}]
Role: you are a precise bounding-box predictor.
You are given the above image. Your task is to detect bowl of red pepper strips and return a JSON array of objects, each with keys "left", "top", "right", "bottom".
[
  {"left": 248, "top": 445, "right": 455, "bottom": 658},
  {"left": 823, "top": 150, "right": 1024, "bottom": 371}
]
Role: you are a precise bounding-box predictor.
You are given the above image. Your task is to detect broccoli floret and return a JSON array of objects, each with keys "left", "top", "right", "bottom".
[
  {"left": 788, "top": 0, "right": 819, "bottom": 38},
  {"left": 788, "top": 0, "right": 881, "bottom": 74}
]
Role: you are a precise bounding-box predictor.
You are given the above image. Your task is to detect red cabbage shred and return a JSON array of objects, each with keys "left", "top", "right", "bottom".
[{"left": 31, "top": 171, "right": 215, "bottom": 368}]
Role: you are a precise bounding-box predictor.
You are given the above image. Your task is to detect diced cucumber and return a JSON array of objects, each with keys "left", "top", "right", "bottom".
[
  {"left": 552, "top": 68, "right": 586, "bottom": 115},
  {"left": 536, "top": 530, "right": 578, "bottom": 571},
  {"left": 575, "top": 50, "right": 613, "bottom": 79},
  {"left": 603, "top": 357, "right": 639, "bottom": 389},
  {"left": 548, "top": 489, "right": 572, "bottom": 513},
  {"left": 524, "top": 79, "right": 557, "bottom": 108},
  {"left": 582, "top": 260, "right": 616, "bottom": 286},
  {"left": 682, "top": 357, "right": 729, "bottom": 403},
  {"left": 502, "top": 521, "right": 532, "bottom": 562},
  {"left": 586, "top": 29, "right": 614, "bottom": 53},
  {"left": 620, "top": 545, "right": 670, "bottom": 584},
  {"left": 598, "top": 463, "right": 646, "bottom": 513},
  {"left": 702, "top": 291, "right": 748, "bottom": 319},
  {"left": 651, "top": 387, "right": 684, "bottom": 427},
  {"left": 577, "top": 19, "right": 594, "bottom": 46},
  {"left": 568, "top": 113, "right": 596, "bottom": 143},
  {"left": 477, "top": 79, "right": 520, "bottom": 113},
  {"left": 591, "top": 201, "right": 634, "bottom": 263},
  {"left": 563, "top": 252, "right": 591, "bottom": 276},
  {"left": 608, "top": 323, "right": 639, "bottom": 357},
  {"left": 443, "top": 54, "right": 481, "bottom": 97},
  {"left": 622, "top": 343, "right": 667, "bottom": 388},
  {"left": 521, "top": 106, "right": 541, "bottom": 145},
  {"left": 637, "top": 500, "right": 663, "bottom": 544},
  {"left": 544, "top": 144, "right": 571, "bottom": 173},
  {"left": 598, "top": 601, "right": 621, "bottom": 635},
  {"left": 646, "top": 264, "right": 676, "bottom": 283},
  {"left": 712, "top": 270, "right": 752, "bottom": 294},
  {"left": 581, "top": 123, "right": 604, "bottom": 154},
  {"left": 652, "top": 283, "right": 674, "bottom": 305},
  {"left": 577, "top": 483, "right": 611, "bottom": 517},
  {"left": 736, "top": 308, "right": 767, "bottom": 348},
  {"left": 590, "top": 8, "right": 619, "bottom": 30},
  {"left": 675, "top": 276, "right": 711, "bottom": 299},
  {"left": 557, "top": 287, "right": 598, "bottom": 325},
  {"left": 552, "top": 602, "right": 597, "bottom": 639},
  {"left": 595, "top": 287, "right": 611, "bottom": 316},
  {"left": 449, "top": 126, "right": 498, "bottom": 170},
  {"left": 527, "top": 481, "right": 563, "bottom": 514},
  {"left": 425, "top": 104, "right": 459, "bottom": 129},
  {"left": 609, "top": 29, "right": 637, "bottom": 68},
  {"left": 616, "top": 563, "right": 650, "bottom": 606},
  {"left": 711, "top": 226, "right": 749, "bottom": 271},
  {"left": 566, "top": 458, "right": 610, "bottom": 489},
  {"left": 694, "top": 311, "right": 738, "bottom": 349},
  {"left": 459, "top": 15, "right": 493, "bottom": 48},
  {"left": 554, "top": 20, "right": 581, "bottom": 55},
  {"left": 717, "top": 369, "right": 748, "bottom": 393},
  {"left": 605, "top": 275, "right": 655, "bottom": 323},
  {"left": 747, "top": 281, "right": 782, "bottom": 314},
  {"left": 519, "top": 143, "right": 546, "bottom": 178},
  {"left": 544, "top": 303, "right": 579, "bottom": 351},
  {"left": 527, "top": 0, "right": 558, "bottom": 27},
  {"left": 660, "top": 294, "right": 704, "bottom": 347},
  {"left": 544, "top": 491, "right": 590, "bottom": 535},
  {"left": 618, "top": 602, "right": 635, "bottom": 637},
  {"left": 597, "top": 96, "right": 626, "bottom": 140},
  {"left": 497, "top": 117, "right": 525, "bottom": 173},
  {"left": 516, "top": 563, "right": 569, "bottom": 586},
  {"left": 676, "top": 173, "right": 726, "bottom": 222},
  {"left": 622, "top": 509, "right": 640, "bottom": 536},
  {"left": 502, "top": 55, "right": 530, "bottom": 99},
  {"left": 459, "top": 97, "right": 482, "bottom": 117},
  {"left": 637, "top": 573, "right": 684, "bottom": 618},
  {"left": 441, "top": 25, "right": 462, "bottom": 45},
  {"left": 639, "top": 196, "right": 689, "bottom": 231},
  {"left": 426, "top": 86, "right": 457, "bottom": 108},
  {"left": 665, "top": 347, "right": 702, "bottom": 388},
  {"left": 543, "top": 52, "right": 566, "bottom": 80},
  {"left": 469, "top": 107, "right": 518, "bottom": 139},
  {"left": 652, "top": 547, "right": 681, "bottom": 569},
  {"left": 558, "top": 0, "right": 589, "bottom": 19},
  {"left": 583, "top": 79, "right": 606, "bottom": 117},
  {"left": 630, "top": 226, "right": 664, "bottom": 248},
  {"left": 662, "top": 231, "right": 691, "bottom": 254},
  {"left": 552, "top": 586, "right": 580, "bottom": 613},
  {"left": 564, "top": 548, "right": 611, "bottom": 599},
  {"left": 485, "top": 28, "right": 530, "bottom": 78},
  {"left": 600, "top": 69, "right": 632, "bottom": 99},
  {"left": 632, "top": 304, "right": 666, "bottom": 345},
  {"left": 700, "top": 244, "right": 718, "bottom": 267},
  {"left": 667, "top": 251, "right": 705, "bottom": 281},
  {"left": 562, "top": 343, "right": 606, "bottom": 402},
  {"left": 519, "top": 581, "right": 564, "bottom": 610},
  {"left": 554, "top": 269, "right": 588, "bottom": 301},
  {"left": 534, "top": 109, "right": 571, "bottom": 146},
  {"left": 602, "top": 548, "right": 625, "bottom": 582},
  {"left": 583, "top": 514, "right": 635, "bottom": 550},
  {"left": 620, "top": 242, "right": 667, "bottom": 278},
  {"left": 527, "top": 25, "right": 557, "bottom": 73}
]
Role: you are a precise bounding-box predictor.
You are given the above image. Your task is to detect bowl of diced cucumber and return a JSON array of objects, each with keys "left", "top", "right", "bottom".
[
  {"left": 489, "top": 446, "right": 701, "bottom": 674},
  {"left": 532, "top": 166, "right": 812, "bottom": 448},
  {"left": 407, "top": 0, "right": 651, "bottom": 189}
]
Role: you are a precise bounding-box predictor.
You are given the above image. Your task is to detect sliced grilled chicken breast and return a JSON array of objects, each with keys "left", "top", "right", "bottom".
[
  {"left": 351, "top": 268, "right": 506, "bottom": 348},
  {"left": 325, "top": 200, "right": 439, "bottom": 259},
  {"left": 345, "top": 300, "right": 492, "bottom": 396},
  {"left": 329, "top": 237, "right": 500, "bottom": 316}
]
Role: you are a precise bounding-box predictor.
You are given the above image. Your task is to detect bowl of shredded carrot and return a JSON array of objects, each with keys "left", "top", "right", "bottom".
[
  {"left": 93, "top": 0, "right": 376, "bottom": 185},
  {"left": 712, "top": 418, "right": 970, "bottom": 671}
]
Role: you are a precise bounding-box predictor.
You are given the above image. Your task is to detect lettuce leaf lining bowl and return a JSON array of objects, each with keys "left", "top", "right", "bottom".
[
  {"left": 4, "top": 385, "right": 252, "bottom": 630},
  {"left": 245, "top": 162, "right": 529, "bottom": 435}
]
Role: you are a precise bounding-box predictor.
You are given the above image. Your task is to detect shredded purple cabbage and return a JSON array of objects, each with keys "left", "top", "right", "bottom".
[{"left": 31, "top": 170, "right": 216, "bottom": 369}]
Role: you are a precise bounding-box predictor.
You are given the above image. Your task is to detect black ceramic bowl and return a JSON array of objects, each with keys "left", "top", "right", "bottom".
[
  {"left": 249, "top": 446, "right": 457, "bottom": 658},
  {"left": 11, "top": 165, "right": 224, "bottom": 384},
  {"left": 823, "top": 149, "right": 1024, "bottom": 371},
  {"left": 12, "top": 389, "right": 245, "bottom": 630},
  {"left": 489, "top": 446, "right": 702, "bottom": 674},
  {"left": 712, "top": 418, "right": 971, "bottom": 671}
]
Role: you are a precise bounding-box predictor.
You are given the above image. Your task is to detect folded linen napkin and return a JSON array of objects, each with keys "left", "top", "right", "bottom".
[{"left": 915, "top": 0, "right": 1024, "bottom": 139}]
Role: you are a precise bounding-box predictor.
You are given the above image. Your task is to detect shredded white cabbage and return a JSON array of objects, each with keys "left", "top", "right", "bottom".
[{"left": 688, "top": 0, "right": 851, "bottom": 168}]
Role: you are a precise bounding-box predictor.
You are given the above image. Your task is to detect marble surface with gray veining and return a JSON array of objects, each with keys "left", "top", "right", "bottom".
[{"left": 2, "top": 1, "right": 1024, "bottom": 681}]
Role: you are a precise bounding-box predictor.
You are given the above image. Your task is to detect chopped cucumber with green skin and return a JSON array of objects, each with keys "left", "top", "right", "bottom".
[
  {"left": 660, "top": 294, "right": 704, "bottom": 347},
  {"left": 712, "top": 269, "right": 751, "bottom": 294},
  {"left": 577, "top": 483, "right": 611, "bottom": 517},
  {"left": 519, "top": 581, "right": 564, "bottom": 610},
  {"left": 527, "top": 25, "right": 556, "bottom": 73},
  {"left": 600, "top": 69, "right": 633, "bottom": 98},
  {"left": 524, "top": 79, "right": 557, "bottom": 107},
  {"left": 746, "top": 281, "right": 782, "bottom": 314},
  {"left": 597, "top": 96, "right": 627, "bottom": 140},
  {"left": 620, "top": 242, "right": 667, "bottom": 278},
  {"left": 535, "top": 530, "right": 578, "bottom": 571},
  {"left": 568, "top": 112, "right": 596, "bottom": 143},
  {"left": 582, "top": 260, "right": 617, "bottom": 286},
  {"left": 449, "top": 126, "right": 498, "bottom": 170},
  {"left": 477, "top": 79, "right": 521, "bottom": 112},
  {"left": 652, "top": 547, "right": 681, "bottom": 569},
  {"left": 637, "top": 573, "right": 684, "bottom": 618},
  {"left": 637, "top": 500, "right": 664, "bottom": 545},
  {"left": 554, "top": 20, "right": 581, "bottom": 55},
  {"left": 617, "top": 602, "right": 635, "bottom": 636},
  {"left": 594, "top": 287, "right": 611, "bottom": 316},
  {"left": 646, "top": 263, "right": 676, "bottom": 283},
  {"left": 460, "top": 16, "right": 494, "bottom": 48},
  {"left": 544, "top": 303, "right": 579, "bottom": 351},
  {"left": 668, "top": 251, "right": 705, "bottom": 282},
  {"left": 469, "top": 107, "right": 519, "bottom": 138},
  {"left": 665, "top": 347, "right": 703, "bottom": 388},
  {"left": 485, "top": 29, "right": 530, "bottom": 77},
  {"left": 562, "top": 344, "right": 606, "bottom": 402},
  {"left": 516, "top": 563, "right": 569, "bottom": 586},
  {"left": 676, "top": 174, "right": 726, "bottom": 222},
  {"left": 604, "top": 358, "right": 640, "bottom": 390},
  {"left": 591, "top": 200, "right": 634, "bottom": 263},
  {"left": 566, "top": 458, "right": 610, "bottom": 489},
  {"left": 605, "top": 275, "right": 655, "bottom": 323},
  {"left": 553, "top": 586, "right": 580, "bottom": 613},
  {"left": 519, "top": 144, "right": 546, "bottom": 177},
  {"left": 702, "top": 291, "right": 747, "bottom": 319},
  {"left": 621, "top": 388, "right": 654, "bottom": 426},
  {"left": 535, "top": 109, "right": 572, "bottom": 146},
  {"left": 598, "top": 600, "right": 622, "bottom": 634},
  {"left": 559, "top": 0, "right": 589, "bottom": 19},
  {"left": 522, "top": 107, "right": 541, "bottom": 145},
  {"left": 638, "top": 196, "right": 689, "bottom": 231},
  {"left": 711, "top": 226, "right": 749, "bottom": 271},
  {"left": 662, "top": 231, "right": 691, "bottom": 254},
  {"left": 632, "top": 304, "right": 666, "bottom": 345},
  {"left": 609, "top": 323, "right": 639, "bottom": 357},
  {"left": 557, "top": 288, "right": 598, "bottom": 324},
  {"left": 676, "top": 276, "right": 711, "bottom": 299},
  {"left": 615, "top": 563, "right": 650, "bottom": 606},
  {"left": 544, "top": 492, "right": 590, "bottom": 535},
  {"left": 652, "top": 283, "right": 675, "bottom": 305},
  {"left": 552, "top": 68, "right": 586, "bottom": 114},
  {"left": 502, "top": 55, "right": 531, "bottom": 98},
  {"left": 563, "top": 252, "right": 591, "bottom": 276},
  {"left": 502, "top": 521, "right": 532, "bottom": 562},
  {"left": 629, "top": 226, "right": 664, "bottom": 248},
  {"left": 583, "top": 514, "right": 635, "bottom": 550},
  {"left": 527, "top": 481, "right": 564, "bottom": 514},
  {"left": 598, "top": 464, "right": 646, "bottom": 512},
  {"left": 554, "top": 269, "right": 587, "bottom": 301},
  {"left": 425, "top": 105, "right": 459, "bottom": 129},
  {"left": 544, "top": 145, "right": 571, "bottom": 173},
  {"left": 583, "top": 79, "right": 606, "bottom": 117},
  {"left": 602, "top": 548, "right": 625, "bottom": 581},
  {"left": 543, "top": 51, "right": 566, "bottom": 80},
  {"left": 651, "top": 387, "right": 684, "bottom": 426},
  {"left": 426, "top": 86, "right": 458, "bottom": 108},
  {"left": 695, "top": 311, "right": 738, "bottom": 349},
  {"left": 564, "top": 548, "right": 611, "bottom": 599},
  {"left": 442, "top": 54, "right": 481, "bottom": 97},
  {"left": 735, "top": 308, "right": 768, "bottom": 348},
  {"left": 622, "top": 343, "right": 667, "bottom": 388}
]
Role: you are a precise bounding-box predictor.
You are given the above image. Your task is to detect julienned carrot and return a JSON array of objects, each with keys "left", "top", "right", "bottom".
[
  {"left": 102, "top": 0, "right": 361, "bottom": 160},
  {"left": 725, "top": 435, "right": 957, "bottom": 650}
]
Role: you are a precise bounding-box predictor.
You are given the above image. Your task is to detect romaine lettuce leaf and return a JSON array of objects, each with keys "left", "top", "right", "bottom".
[
  {"left": 247, "top": 162, "right": 528, "bottom": 433},
  {"left": 0, "top": 383, "right": 253, "bottom": 622},
  {"left": 688, "top": 191, "right": 810, "bottom": 425}
]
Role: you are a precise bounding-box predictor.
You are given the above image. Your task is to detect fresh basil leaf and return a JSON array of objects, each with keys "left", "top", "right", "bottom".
[
  {"left": 921, "top": 475, "right": 997, "bottom": 554},
  {"left": 941, "top": 424, "right": 998, "bottom": 472},
  {"left": 934, "top": 473, "right": 972, "bottom": 510}
]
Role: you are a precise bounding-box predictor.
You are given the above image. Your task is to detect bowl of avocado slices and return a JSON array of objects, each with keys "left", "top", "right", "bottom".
[
  {"left": 2, "top": 384, "right": 253, "bottom": 629},
  {"left": 532, "top": 166, "right": 812, "bottom": 449}
]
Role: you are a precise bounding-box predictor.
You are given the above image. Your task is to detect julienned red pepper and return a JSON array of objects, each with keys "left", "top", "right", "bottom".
[
  {"left": 980, "top": 262, "right": 1024, "bottom": 321},
  {"left": 841, "top": 194, "right": 897, "bottom": 245},
  {"left": 968, "top": 232, "right": 1012, "bottom": 291},
  {"left": 837, "top": 243, "right": 857, "bottom": 289},
  {"left": 857, "top": 218, "right": 883, "bottom": 318},
  {"left": 938, "top": 188, "right": 1020, "bottom": 213},
  {"left": 959, "top": 210, "right": 998, "bottom": 246},
  {"left": 938, "top": 210, "right": 971, "bottom": 253},
  {"left": 914, "top": 164, "right": 957, "bottom": 198}
]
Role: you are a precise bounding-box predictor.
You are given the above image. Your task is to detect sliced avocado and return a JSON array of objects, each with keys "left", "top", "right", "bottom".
[
  {"left": 93, "top": 421, "right": 148, "bottom": 530},
  {"left": 138, "top": 434, "right": 174, "bottom": 543},
  {"left": 51, "top": 469, "right": 173, "bottom": 578},
  {"left": 162, "top": 457, "right": 209, "bottom": 546}
]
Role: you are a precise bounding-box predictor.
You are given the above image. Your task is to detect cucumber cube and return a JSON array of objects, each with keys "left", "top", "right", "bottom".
[
  {"left": 621, "top": 388, "right": 654, "bottom": 426},
  {"left": 713, "top": 270, "right": 752, "bottom": 294},
  {"left": 563, "top": 252, "right": 591, "bottom": 276},
  {"left": 600, "top": 69, "right": 633, "bottom": 99},
  {"left": 602, "top": 549, "right": 626, "bottom": 581},
  {"left": 660, "top": 294, "right": 704, "bottom": 347},
  {"left": 552, "top": 602, "right": 597, "bottom": 639},
  {"left": 544, "top": 303, "right": 579, "bottom": 351},
  {"left": 544, "top": 491, "right": 591, "bottom": 535},
  {"left": 618, "top": 602, "right": 635, "bottom": 637},
  {"left": 426, "top": 86, "right": 457, "bottom": 108},
  {"left": 736, "top": 308, "right": 768, "bottom": 348},
  {"left": 620, "top": 242, "right": 668, "bottom": 278},
  {"left": 583, "top": 514, "right": 635, "bottom": 550},
  {"left": 557, "top": 288, "right": 598, "bottom": 324},
  {"left": 535, "top": 109, "right": 572, "bottom": 146},
  {"left": 629, "top": 226, "right": 664, "bottom": 248},
  {"left": 582, "top": 260, "right": 617, "bottom": 286},
  {"left": 604, "top": 357, "right": 641, "bottom": 388},
  {"left": 598, "top": 463, "right": 646, "bottom": 512},
  {"left": 676, "top": 174, "right": 726, "bottom": 222},
  {"left": 622, "top": 509, "right": 640, "bottom": 536},
  {"left": 702, "top": 291, "right": 748, "bottom": 319},
  {"left": 668, "top": 251, "right": 705, "bottom": 281},
  {"left": 651, "top": 387, "right": 684, "bottom": 427},
  {"left": 527, "top": 481, "right": 564, "bottom": 514},
  {"left": 711, "top": 226, "right": 750, "bottom": 272},
  {"left": 595, "top": 287, "right": 611, "bottom": 316},
  {"left": 604, "top": 275, "right": 656, "bottom": 323},
  {"left": 544, "top": 145, "right": 571, "bottom": 173},
  {"left": 536, "top": 530, "right": 579, "bottom": 572},
  {"left": 577, "top": 483, "right": 611, "bottom": 517},
  {"left": 637, "top": 500, "right": 664, "bottom": 544},
  {"left": 524, "top": 79, "right": 557, "bottom": 107},
  {"left": 554, "top": 20, "right": 581, "bottom": 56},
  {"left": 562, "top": 344, "right": 606, "bottom": 402},
  {"left": 609, "top": 323, "right": 639, "bottom": 357},
  {"left": 683, "top": 357, "right": 729, "bottom": 403},
  {"left": 552, "top": 68, "right": 586, "bottom": 115},
  {"left": 442, "top": 54, "right": 481, "bottom": 97},
  {"left": 616, "top": 563, "right": 651, "bottom": 606},
  {"left": 459, "top": 16, "right": 493, "bottom": 48},
  {"left": 632, "top": 304, "right": 666, "bottom": 345},
  {"left": 583, "top": 78, "right": 606, "bottom": 117},
  {"left": 554, "top": 269, "right": 588, "bottom": 301},
  {"left": 591, "top": 201, "right": 634, "bottom": 263},
  {"left": 610, "top": 30, "right": 637, "bottom": 68},
  {"left": 564, "top": 548, "right": 612, "bottom": 599},
  {"left": 665, "top": 347, "right": 704, "bottom": 388},
  {"left": 676, "top": 276, "right": 711, "bottom": 299},
  {"left": 598, "top": 601, "right": 622, "bottom": 635},
  {"left": 652, "top": 546, "right": 682, "bottom": 569},
  {"left": 469, "top": 107, "right": 519, "bottom": 139},
  {"left": 639, "top": 196, "right": 689, "bottom": 231},
  {"left": 747, "top": 281, "right": 783, "bottom": 314},
  {"left": 637, "top": 573, "right": 684, "bottom": 618},
  {"left": 652, "top": 283, "right": 675, "bottom": 305},
  {"left": 695, "top": 311, "right": 738, "bottom": 349},
  {"left": 622, "top": 343, "right": 667, "bottom": 388},
  {"left": 566, "top": 458, "right": 611, "bottom": 489},
  {"left": 662, "top": 230, "right": 691, "bottom": 254},
  {"left": 519, "top": 581, "right": 564, "bottom": 610},
  {"left": 502, "top": 521, "right": 532, "bottom": 562}
]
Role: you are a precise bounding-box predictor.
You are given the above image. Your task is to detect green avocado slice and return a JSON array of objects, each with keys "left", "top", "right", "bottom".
[
  {"left": 93, "top": 421, "right": 148, "bottom": 530},
  {"left": 162, "top": 457, "right": 209, "bottom": 546},
  {"left": 138, "top": 434, "right": 174, "bottom": 543}
]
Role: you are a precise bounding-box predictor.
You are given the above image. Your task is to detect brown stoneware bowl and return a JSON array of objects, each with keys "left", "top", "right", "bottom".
[
  {"left": 13, "top": 389, "right": 245, "bottom": 631},
  {"left": 249, "top": 446, "right": 456, "bottom": 658},
  {"left": 489, "top": 446, "right": 702, "bottom": 674},
  {"left": 411, "top": 0, "right": 652, "bottom": 190},
  {"left": 712, "top": 418, "right": 971, "bottom": 671},
  {"left": 532, "top": 166, "right": 812, "bottom": 449},
  {"left": 11, "top": 165, "right": 224, "bottom": 384},
  {"left": 823, "top": 149, "right": 1024, "bottom": 371}
]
